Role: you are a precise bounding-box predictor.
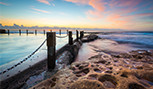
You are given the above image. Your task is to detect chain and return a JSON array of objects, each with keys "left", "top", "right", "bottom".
[
  {"left": 0, "top": 33, "right": 69, "bottom": 75},
  {"left": 56, "top": 34, "right": 68, "bottom": 38},
  {"left": 0, "top": 38, "right": 47, "bottom": 75}
]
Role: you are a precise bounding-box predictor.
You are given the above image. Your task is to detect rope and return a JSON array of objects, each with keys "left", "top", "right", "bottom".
[
  {"left": 0, "top": 38, "right": 47, "bottom": 75},
  {"left": 56, "top": 34, "right": 68, "bottom": 38}
]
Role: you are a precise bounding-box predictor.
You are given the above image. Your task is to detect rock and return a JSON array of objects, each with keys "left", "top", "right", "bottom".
[
  {"left": 30, "top": 50, "right": 153, "bottom": 89},
  {"left": 70, "top": 80, "right": 105, "bottom": 89},
  {"left": 82, "top": 35, "right": 99, "bottom": 42}
]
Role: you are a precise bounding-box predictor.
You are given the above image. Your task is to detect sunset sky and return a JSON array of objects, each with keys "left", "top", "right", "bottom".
[{"left": 0, "top": 0, "right": 153, "bottom": 31}]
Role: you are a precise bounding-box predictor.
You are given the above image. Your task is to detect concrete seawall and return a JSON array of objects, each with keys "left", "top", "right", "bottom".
[{"left": 1, "top": 34, "right": 99, "bottom": 89}]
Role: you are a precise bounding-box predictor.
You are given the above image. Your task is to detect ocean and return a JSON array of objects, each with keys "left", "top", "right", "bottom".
[
  {"left": 0, "top": 31, "right": 153, "bottom": 81},
  {"left": 0, "top": 31, "right": 76, "bottom": 81},
  {"left": 76, "top": 31, "right": 153, "bottom": 62},
  {"left": 98, "top": 31, "right": 153, "bottom": 50}
]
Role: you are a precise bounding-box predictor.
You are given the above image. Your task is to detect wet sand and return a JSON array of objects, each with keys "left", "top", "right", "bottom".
[{"left": 30, "top": 35, "right": 153, "bottom": 89}]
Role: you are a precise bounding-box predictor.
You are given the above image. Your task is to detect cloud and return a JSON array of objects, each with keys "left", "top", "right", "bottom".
[
  {"left": 64, "top": 0, "right": 89, "bottom": 5},
  {"left": 65, "top": 0, "right": 105, "bottom": 19},
  {"left": 109, "top": 0, "right": 142, "bottom": 8},
  {"left": 37, "top": 0, "right": 51, "bottom": 5},
  {"left": 52, "top": 3, "right": 55, "bottom": 6},
  {"left": 37, "top": 0, "right": 55, "bottom": 6},
  {"left": 31, "top": 11, "right": 41, "bottom": 14},
  {"left": 135, "top": 13, "right": 153, "bottom": 17},
  {"left": 89, "top": 0, "right": 105, "bottom": 12},
  {"left": 32, "top": 8, "right": 50, "bottom": 13},
  {"left": 64, "top": 0, "right": 148, "bottom": 22},
  {"left": 0, "top": 2, "right": 9, "bottom": 6}
]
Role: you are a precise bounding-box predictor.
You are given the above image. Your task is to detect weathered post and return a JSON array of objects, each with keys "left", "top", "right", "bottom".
[
  {"left": 26, "top": 30, "right": 28, "bottom": 35},
  {"left": 47, "top": 32, "right": 56, "bottom": 70},
  {"left": 35, "top": 30, "right": 37, "bottom": 35},
  {"left": 59, "top": 29, "right": 61, "bottom": 35},
  {"left": 80, "top": 31, "right": 84, "bottom": 39},
  {"left": 67, "top": 30, "right": 69, "bottom": 35},
  {"left": 69, "top": 31, "right": 73, "bottom": 45},
  {"left": 76, "top": 30, "right": 79, "bottom": 41},
  {"left": 19, "top": 29, "right": 21, "bottom": 35},
  {"left": 43, "top": 30, "right": 45, "bottom": 35},
  {"left": 8, "top": 30, "right": 10, "bottom": 35},
  {"left": 80, "top": 31, "right": 82, "bottom": 39}
]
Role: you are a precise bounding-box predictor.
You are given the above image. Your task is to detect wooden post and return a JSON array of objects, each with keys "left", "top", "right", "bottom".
[
  {"left": 8, "top": 30, "right": 10, "bottom": 35},
  {"left": 44, "top": 30, "right": 45, "bottom": 35},
  {"left": 19, "top": 30, "right": 21, "bottom": 35},
  {"left": 67, "top": 30, "right": 69, "bottom": 35},
  {"left": 47, "top": 32, "right": 56, "bottom": 70},
  {"left": 80, "top": 31, "right": 82, "bottom": 39},
  {"left": 76, "top": 30, "right": 79, "bottom": 41},
  {"left": 80, "top": 31, "right": 83, "bottom": 39},
  {"left": 35, "top": 30, "right": 37, "bottom": 35},
  {"left": 59, "top": 29, "right": 61, "bottom": 35},
  {"left": 26, "top": 30, "right": 28, "bottom": 35},
  {"left": 69, "top": 31, "right": 73, "bottom": 45}
]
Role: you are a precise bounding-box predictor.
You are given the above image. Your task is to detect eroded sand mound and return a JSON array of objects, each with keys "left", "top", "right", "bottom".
[{"left": 30, "top": 50, "right": 153, "bottom": 89}]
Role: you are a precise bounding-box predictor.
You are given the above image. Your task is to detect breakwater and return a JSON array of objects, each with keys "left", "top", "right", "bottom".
[{"left": 0, "top": 31, "right": 99, "bottom": 89}]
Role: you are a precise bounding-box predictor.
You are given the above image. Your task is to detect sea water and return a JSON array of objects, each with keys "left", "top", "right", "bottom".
[
  {"left": 98, "top": 31, "right": 153, "bottom": 49},
  {"left": 76, "top": 31, "right": 153, "bottom": 61},
  {"left": 0, "top": 31, "right": 76, "bottom": 81}
]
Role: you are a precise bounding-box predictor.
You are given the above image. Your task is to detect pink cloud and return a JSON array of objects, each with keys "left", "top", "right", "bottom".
[
  {"left": 86, "top": 10, "right": 103, "bottom": 20},
  {"left": 37, "top": 0, "right": 51, "bottom": 5},
  {"left": 107, "top": 14, "right": 127, "bottom": 24},
  {"left": 32, "top": 8, "right": 50, "bottom": 13},
  {"left": 89, "top": 0, "right": 105, "bottom": 12},
  {"left": 109, "top": 0, "right": 142, "bottom": 8},
  {"left": 64, "top": 0, "right": 152, "bottom": 25},
  {"left": 65, "top": 0, "right": 106, "bottom": 19},
  {"left": 0, "top": 2, "right": 9, "bottom": 6},
  {"left": 135, "top": 13, "right": 153, "bottom": 17}
]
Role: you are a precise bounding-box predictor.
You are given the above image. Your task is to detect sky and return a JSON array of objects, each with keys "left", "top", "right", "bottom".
[{"left": 0, "top": 0, "right": 153, "bottom": 31}]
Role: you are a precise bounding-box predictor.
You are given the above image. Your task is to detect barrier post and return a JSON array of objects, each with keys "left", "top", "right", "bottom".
[
  {"left": 80, "top": 31, "right": 82, "bottom": 39},
  {"left": 59, "top": 29, "right": 61, "bottom": 35},
  {"left": 19, "top": 30, "right": 21, "bottom": 35},
  {"left": 26, "top": 30, "right": 28, "bottom": 35},
  {"left": 76, "top": 30, "right": 79, "bottom": 41},
  {"left": 80, "top": 31, "right": 84, "bottom": 39},
  {"left": 47, "top": 32, "right": 56, "bottom": 70},
  {"left": 44, "top": 30, "right": 45, "bottom": 35},
  {"left": 67, "top": 30, "right": 69, "bottom": 35},
  {"left": 82, "top": 31, "right": 84, "bottom": 37},
  {"left": 69, "top": 31, "right": 73, "bottom": 45},
  {"left": 8, "top": 30, "right": 10, "bottom": 35},
  {"left": 35, "top": 30, "right": 37, "bottom": 35}
]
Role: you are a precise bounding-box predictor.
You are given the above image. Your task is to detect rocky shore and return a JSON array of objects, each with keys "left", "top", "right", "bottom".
[
  {"left": 1, "top": 34, "right": 153, "bottom": 89},
  {"left": 30, "top": 36, "right": 153, "bottom": 89},
  {"left": 30, "top": 50, "right": 153, "bottom": 89}
]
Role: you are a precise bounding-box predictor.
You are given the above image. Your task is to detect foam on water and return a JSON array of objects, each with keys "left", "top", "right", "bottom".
[
  {"left": 76, "top": 31, "right": 153, "bottom": 62},
  {"left": 98, "top": 31, "right": 153, "bottom": 49}
]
